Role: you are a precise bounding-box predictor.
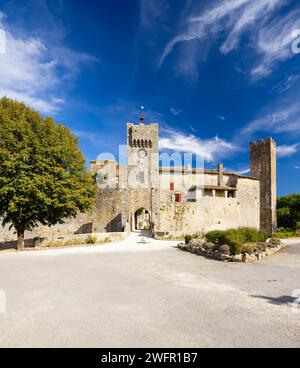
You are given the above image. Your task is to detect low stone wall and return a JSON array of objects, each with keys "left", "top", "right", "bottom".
[
  {"left": 0, "top": 231, "right": 129, "bottom": 251},
  {"left": 177, "top": 239, "right": 286, "bottom": 263},
  {"left": 154, "top": 231, "right": 185, "bottom": 241}
]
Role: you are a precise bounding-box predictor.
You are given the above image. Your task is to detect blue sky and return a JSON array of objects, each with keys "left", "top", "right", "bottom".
[{"left": 0, "top": 0, "right": 300, "bottom": 195}]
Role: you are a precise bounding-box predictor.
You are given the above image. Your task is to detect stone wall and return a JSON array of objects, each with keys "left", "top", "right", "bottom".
[
  {"left": 155, "top": 173, "right": 260, "bottom": 238},
  {"left": 0, "top": 211, "right": 93, "bottom": 244},
  {"left": 92, "top": 188, "right": 129, "bottom": 233}
]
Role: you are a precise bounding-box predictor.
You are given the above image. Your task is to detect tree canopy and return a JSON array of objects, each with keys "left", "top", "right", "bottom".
[
  {"left": 277, "top": 194, "right": 300, "bottom": 230},
  {"left": 0, "top": 97, "right": 95, "bottom": 250}
]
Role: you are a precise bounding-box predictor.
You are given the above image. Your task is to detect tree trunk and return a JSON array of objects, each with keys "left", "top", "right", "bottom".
[{"left": 17, "top": 231, "right": 25, "bottom": 251}]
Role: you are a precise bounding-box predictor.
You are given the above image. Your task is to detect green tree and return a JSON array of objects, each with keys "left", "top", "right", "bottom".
[
  {"left": 0, "top": 97, "right": 96, "bottom": 250},
  {"left": 277, "top": 194, "right": 300, "bottom": 230}
]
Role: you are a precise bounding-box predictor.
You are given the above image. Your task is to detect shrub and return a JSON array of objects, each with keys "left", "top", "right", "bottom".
[
  {"left": 241, "top": 244, "right": 256, "bottom": 255},
  {"left": 205, "top": 230, "right": 227, "bottom": 245},
  {"left": 203, "top": 242, "right": 214, "bottom": 250},
  {"left": 213, "top": 243, "right": 221, "bottom": 251},
  {"left": 277, "top": 194, "right": 300, "bottom": 230},
  {"left": 273, "top": 228, "right": 297, "bottom": 238},
  {"left": 219, "top": 244, "right": 230, "bottom": 254},
  {"left": 86, "top": 235, "right": 98, "bottom": 244},
  {"left": 229, "top": 242, "right": 244, "bottom": 255},
  {"left": 205, "top": 228, "right": 270, "bottom": 254},
  {"left": 184, "top": 232, "right": 203, "bottom": 244},
  {"left": 185, "top": 235, "right": 193, "bottom": 244},
  {"left": 238, "top": 227, "right": 270, "bottom": 243}
]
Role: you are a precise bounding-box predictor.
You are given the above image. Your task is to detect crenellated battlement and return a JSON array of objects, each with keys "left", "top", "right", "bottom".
[{"left": 250, "top": 137, "right": 276, "bottom": 146}]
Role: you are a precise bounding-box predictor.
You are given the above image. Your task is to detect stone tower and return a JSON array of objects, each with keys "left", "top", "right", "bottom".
[
  {"left": 250, "top": 138, "right": 277, "bottom": 233},
  {"left": 127, "top": 121, "right": 159, "bottom": 188},
  {"left": 127, "top": 119, "right": 160, "bottom": 232}
]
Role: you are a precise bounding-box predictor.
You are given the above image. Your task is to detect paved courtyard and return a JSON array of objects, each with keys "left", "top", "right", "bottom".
[{"left": 0, "top": 233, "right": 299, "bottom": 348}]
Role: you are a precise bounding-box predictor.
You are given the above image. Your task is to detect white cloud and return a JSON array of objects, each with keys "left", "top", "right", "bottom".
[
  {"left": 0, "top": 14, "right": 97, "bottom": 114},
  {"left": 272, "top": 75, "right": 300, "bottom": 94},
  {"left": 225, "top": 166, "right": 250, "bottom": 175},
  {"left": 160, "top": 0, "right": 297, "bottom": 81},
  {"left": 250, "top": 9, "right": 300, "bottom": 80},
  {"left": 159, "top": 127, "right": 239, "bottom": 162},
  {"left": 242, "top": 104, "right": 300, "bottom": 135},
  {"left": 277, "top": 144, "right": 299, "bottom": 157},
  {"left": 74, "top": 130, "right": 103, "bottom": 145},
  {"left": 170, "top": 107, "right": 183, "bottom": 116},
  {"left": 237, "top": 168, "right": 250, "bottom": 175},
  {"left": 140, "top": 0, "right": 169, "bottom": 29},
  {"left": 217, "top": 115, "right": 226, "bottom": 121},
  {"left": 295, "top": 166, "right": 300, "bottom": 169}
]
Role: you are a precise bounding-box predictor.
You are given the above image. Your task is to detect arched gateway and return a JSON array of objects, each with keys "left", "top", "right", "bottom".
[{"left": 134, "top": 208, "right": 151, "bottom": 231}]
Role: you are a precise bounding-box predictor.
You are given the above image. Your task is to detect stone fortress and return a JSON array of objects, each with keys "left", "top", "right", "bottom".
[{"left": 0, "top": 117, "right": 277, "bottom": 244}]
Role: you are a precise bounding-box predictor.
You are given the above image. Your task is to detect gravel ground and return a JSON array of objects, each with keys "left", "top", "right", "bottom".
[{"left": 0, "top": 233, "right": 299, "bottom": 348}]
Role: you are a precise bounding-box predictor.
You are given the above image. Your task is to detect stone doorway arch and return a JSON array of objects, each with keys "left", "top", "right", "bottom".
[{"left": 133, "top": 208, "right": 151, "bottom": 231}]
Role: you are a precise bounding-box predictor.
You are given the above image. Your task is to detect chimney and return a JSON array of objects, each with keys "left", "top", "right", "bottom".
[{"left": 218, "top": 163, "right": 224, "bottom": 187}]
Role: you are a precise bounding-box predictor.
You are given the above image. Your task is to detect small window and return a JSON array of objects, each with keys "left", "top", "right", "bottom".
[
  {"left": 204, "top": 189, "right": 213, "bottom": 197},
  {"left": 170, "top": 182, "right": 174, "bottom": 191},
  {"left": 228, "top": 191, "right": 236, "bottom": 198},
  {"left": 175, "top": 193, "right": 182, "bottom": 202}
]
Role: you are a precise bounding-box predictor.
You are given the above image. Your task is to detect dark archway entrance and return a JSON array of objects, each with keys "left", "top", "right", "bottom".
[{"left": 134, "top": 208, "right": 151, "bottom": 231}]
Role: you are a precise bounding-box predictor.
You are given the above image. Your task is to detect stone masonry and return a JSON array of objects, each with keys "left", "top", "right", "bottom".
[{"left": 0, "top": 120, "right": 277, "bottom": 243}]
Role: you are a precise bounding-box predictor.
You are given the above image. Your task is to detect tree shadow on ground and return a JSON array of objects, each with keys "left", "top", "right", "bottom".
[{"left": 251, "top": 294, "right": 297, "bottom": 306}]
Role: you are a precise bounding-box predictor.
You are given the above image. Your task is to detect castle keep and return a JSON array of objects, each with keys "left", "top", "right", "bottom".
[{"left": 0, "top": 121, "right": 277, "bottom": 244}]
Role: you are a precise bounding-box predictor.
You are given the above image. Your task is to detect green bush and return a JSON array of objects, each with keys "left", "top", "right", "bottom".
[
  {"left": 237, "top": 227, "right": 269, "bottom": 243},
  {"left": 277, "top": 194, "right": 300, "bottom": 230},
  {"left": 204, "top": 228, "right": 270, "bottom": 255},
  {"left": 213, "top": 243, "right": 221, "bottom": 251},
  {"left": 203, "top": 242, "right": 214, "bottom": 250},
  {"left": 184, "top": 235, "right": 193, "bottom": 244},
  {"left": 273, "top": 228, "right": 297, "bottom": 238},
  {"left": 184, "top": 232, "right": 203, "bottom": 244},
  {"left": 205, "top": 230, "right": 227, "bottom": 245},
  {"left": 86, "top": 235, "right": 98, "bottom": 244}
]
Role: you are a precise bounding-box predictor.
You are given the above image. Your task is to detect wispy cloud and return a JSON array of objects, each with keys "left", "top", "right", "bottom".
[
  {"left": 277, "top": 144, "right": 299, "bottom": 157},
  {"left": 225, "top": 166, "right": 250, "bottom": 175},
  {"left": 74, "top": 130, "right": 104, "bottom": 145},
  {"left": 140, "top": 0, "right": 170, "bottom": 30},
  {"left": 242, "top": 104, "right": 300, "bottom": 135},
  {"left": 250, "top": 8, "right": 300, "bottom": 80},
  {"left": 217, "top": 115, "right": 226, "bottom": 121},
  {"left": 272, "top": 75, "right": 300, "bottom": 94},
  {"left": 159, "top": 0, "right": 297, "bottom": 81},
  {"left": 295, "top": 166, "right": 300, "bottom": 169},
  {"left": 0, "top": 13, "right": 97, "bottom": 114},
  {"left": 170, "top": 107, "right": 183, "bottom": 116},
  {"left": 159, "top": 127, "right": 239, "bottom": 162}
]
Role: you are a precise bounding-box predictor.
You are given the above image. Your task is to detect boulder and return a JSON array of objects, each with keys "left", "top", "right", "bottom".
[
  {"left": 219, "top": 244, "right": 230, "bottom": 254},
  {"left": 190, "top": 238, "right": 205, "bottom": 247},
  {"left": 242, "top": 253, "right": 256, "bottom": 263},
  {"left": 232, "top": 254, "right": 243, "bottom": 262}
]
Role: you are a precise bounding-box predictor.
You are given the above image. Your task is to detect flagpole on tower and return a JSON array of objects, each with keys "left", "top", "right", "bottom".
[{"left": 139, "top": 106, "right": 145, "bottom": 123}]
